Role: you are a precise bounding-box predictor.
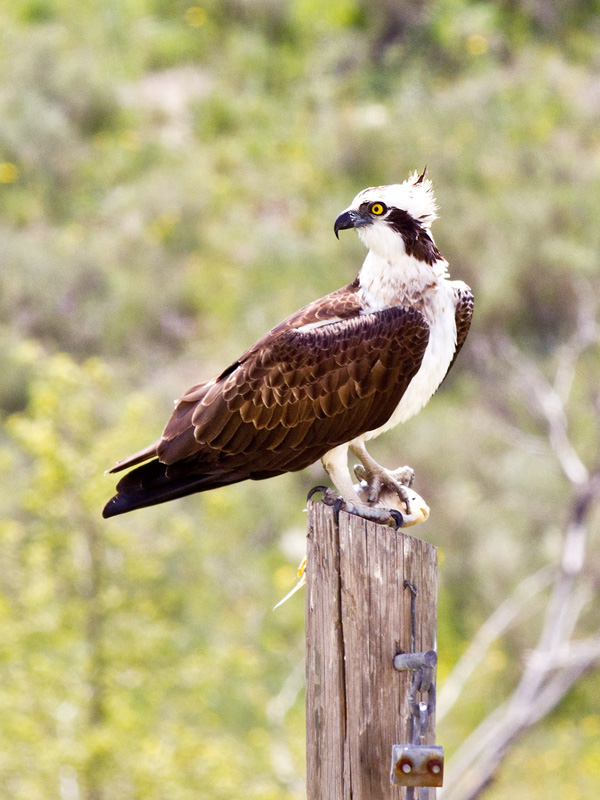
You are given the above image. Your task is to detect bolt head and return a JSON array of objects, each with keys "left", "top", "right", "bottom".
[{"left": 428, "top": 759, "right": 442, "bottom": 775}]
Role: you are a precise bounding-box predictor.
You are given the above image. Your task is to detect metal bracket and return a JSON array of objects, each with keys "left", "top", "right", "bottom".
[
  {"left": 391, "top": 744, "right": 444, "bottom": 788},
  {"left": 390, "top": 581, "right": 444, "bottom": 794}
]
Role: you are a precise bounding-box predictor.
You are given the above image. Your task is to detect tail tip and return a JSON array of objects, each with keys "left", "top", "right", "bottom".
[{"left": 102, "top": 494, "right": 128, "bottom": 519}]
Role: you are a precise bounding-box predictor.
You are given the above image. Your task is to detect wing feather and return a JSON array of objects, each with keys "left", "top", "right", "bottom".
[
  {"left": 159, "top": 302, "right": 429, "bottom": 469},
  {"left": 444, "top": 283, "right": 474, "bottom": 380}
]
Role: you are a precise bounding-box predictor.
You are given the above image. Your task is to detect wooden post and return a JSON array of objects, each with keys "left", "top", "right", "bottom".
[{"left": 305, "top": 501, "right": 438, "bottom": 800}]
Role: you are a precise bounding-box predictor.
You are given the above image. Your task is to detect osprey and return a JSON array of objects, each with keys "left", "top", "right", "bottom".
[{"left": 103, "top": 170, "right": 473, "bottom": 521}]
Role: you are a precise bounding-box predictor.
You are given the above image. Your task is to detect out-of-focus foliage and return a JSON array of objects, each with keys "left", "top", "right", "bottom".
[
  {"left": 1, "top": 1, "right": 600, "bottom": 797},
  {"left": 1, "top": 346, "right": 305, "bottom": 799}
]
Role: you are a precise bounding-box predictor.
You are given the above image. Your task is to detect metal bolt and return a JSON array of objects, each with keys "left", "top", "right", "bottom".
[{"left": 393, "top": 650, "right": 437, "bottom": 671}]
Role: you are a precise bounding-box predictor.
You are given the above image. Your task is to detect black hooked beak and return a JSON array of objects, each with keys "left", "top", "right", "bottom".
[{"left": 334, "top": 209, "right": 369, "bottom": 239}]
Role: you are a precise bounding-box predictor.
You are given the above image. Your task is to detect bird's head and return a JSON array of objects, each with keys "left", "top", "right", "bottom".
[{"left": 334, "top": 169, "right": 440, "bottom": 265}]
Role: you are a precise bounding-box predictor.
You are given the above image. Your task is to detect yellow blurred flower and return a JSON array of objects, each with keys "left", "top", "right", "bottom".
[
  {"left": 466, "top": 34, "right": 488, "bottom": 56},
  {"left": 185, "top": 6, "right": 207, "bottom": 27},
  {"left": 0, "top": 161, "right": 19, "bottom": 183}
]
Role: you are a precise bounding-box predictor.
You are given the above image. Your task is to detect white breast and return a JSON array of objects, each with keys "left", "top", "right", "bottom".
[{"left": 361, "top": 280, "right": 458, "bottom": 441}]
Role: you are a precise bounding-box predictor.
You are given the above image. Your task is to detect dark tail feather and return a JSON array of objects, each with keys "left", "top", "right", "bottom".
[{"left": 102, "top": 458, "right": 244, "bottom": 518}]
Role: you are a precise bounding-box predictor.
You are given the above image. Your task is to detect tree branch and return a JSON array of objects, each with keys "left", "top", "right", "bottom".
[
  {"left": 440, "top": 320, "right": 600, "bottom": 800},
  {"left": 437, "top": 565, "right": 554, "bottom": 722}
]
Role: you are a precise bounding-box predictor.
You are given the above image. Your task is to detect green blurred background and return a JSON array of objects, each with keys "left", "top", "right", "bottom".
[{"left": 1, "top": 1, "right": 599, "bottom": 797}]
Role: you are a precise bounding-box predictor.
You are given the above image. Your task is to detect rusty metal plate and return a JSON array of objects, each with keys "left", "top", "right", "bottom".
[{"left": 390, "top": 744, "right": 444, "bottom": 787}]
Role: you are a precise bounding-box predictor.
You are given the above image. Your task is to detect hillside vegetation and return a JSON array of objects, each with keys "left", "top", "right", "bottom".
[{"left": 1, "top": 2, "right": 599, "bottom": 798}]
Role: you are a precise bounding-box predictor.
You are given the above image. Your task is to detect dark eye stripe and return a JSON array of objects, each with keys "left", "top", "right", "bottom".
[{"left": 385, "top": 207, "right": 443, "bottom": 265}]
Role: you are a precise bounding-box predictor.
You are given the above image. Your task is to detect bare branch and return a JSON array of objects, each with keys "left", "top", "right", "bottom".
[
  {"left": 472, "top": 412, "right": 549, "bottom": 458},
  {"left": 527, "top": 636, "right": 600, "bottom": 672},
  {"left": 440, "top": 291, "right": 600, "bottom": 800},
  {"left": 533, "top": 383, "right": 588, "bottom": 486},
  {"left": 493, "top": 335, "right": 589, "bottom": 485},
  {"left": 440, "top": 474, "right": 600, "bottom": 799},
  {"left": 440, "top": 656, "right": 594, "bottom": 800},
  {"left": 553, "top": 278, "right": 600, "bottom": 403},
  {"left": 437, "top": 565, "right": 555, "bottom": 722}
]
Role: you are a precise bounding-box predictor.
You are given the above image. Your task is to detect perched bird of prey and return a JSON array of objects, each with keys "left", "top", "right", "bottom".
[{"left": 103, "top": 170, "right": 473, "bottom": 522}]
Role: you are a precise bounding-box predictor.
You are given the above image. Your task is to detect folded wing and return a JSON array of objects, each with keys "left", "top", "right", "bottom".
[{"left": 103, "top": 294, "right": 430, "bottom": 517}]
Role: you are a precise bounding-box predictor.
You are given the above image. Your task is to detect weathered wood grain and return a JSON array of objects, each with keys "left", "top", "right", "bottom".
[{"left": 306, "top": 502, "right": 438, "bottom": 800}]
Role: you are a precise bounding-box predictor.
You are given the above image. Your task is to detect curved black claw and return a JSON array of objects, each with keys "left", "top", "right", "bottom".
[
  {"left": 306, "top": 485, "right": 330, "bottom": 503},
  {"left": 389, "top": 510, "right": 404, "bottom": 530},
  {"left": 333, "top": 497, "right": 346, "bottom": 526}
]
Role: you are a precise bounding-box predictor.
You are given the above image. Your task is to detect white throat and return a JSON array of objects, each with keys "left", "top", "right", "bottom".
[
  {"left": 357, "top": 247, "right": 448, "bottom": 312},
  {"left": 355, "top": 239, "right": 460, "bottom": 438},
  {"left": 355, "top": 219, "right": 449, "bottom": 311}
]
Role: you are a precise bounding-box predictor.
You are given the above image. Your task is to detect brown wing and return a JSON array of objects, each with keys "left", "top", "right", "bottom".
[
  {"left": 444, "top": 283, "right": 474, "bottom": 380},
  {"left": 106, "top": 282, "right": 364, "bottom": 476},
  {"left": 159, "top": 302, "right": 429, "bottom": 468},
  {"left": 103, "top": 287, "right": 430, "bottom": 517}
]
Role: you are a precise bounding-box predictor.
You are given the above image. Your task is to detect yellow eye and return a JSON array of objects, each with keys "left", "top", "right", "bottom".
[{"left": 370, "top": 202, "right": 386, "bottom": 216}]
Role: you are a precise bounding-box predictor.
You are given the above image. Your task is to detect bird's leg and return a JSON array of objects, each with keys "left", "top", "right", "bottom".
[
  {"left": 350, "top": 441, "right": 415, "bottom": 514},
  {"left": 313, "top": 443, "right": 428, "bottom": 527},
  {"left": 307, "top": 485, "right": 404, "bottom": 528},
  {"left": 354, "top": 464, "right": 415, "bottom": 493},
  {"left": 312, "top": 444, "right": 405, "bottom": 527}
]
